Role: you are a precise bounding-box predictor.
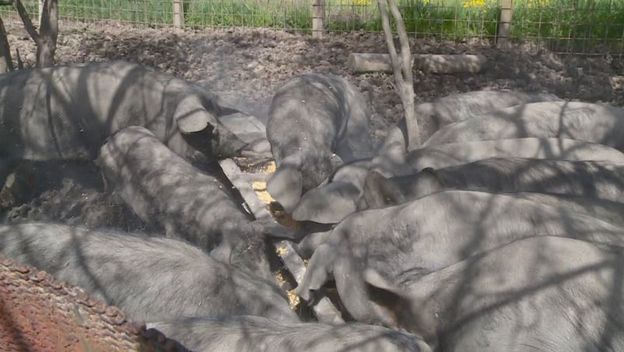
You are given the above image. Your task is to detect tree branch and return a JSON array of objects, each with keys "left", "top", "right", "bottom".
[
  {"left": 388, "top": 0, "right": 413, "bottom": 84},
  {"left": 16, "top": 48, "right": 23, "bottom": 69},
  {"left": 13, "top": 0, "right": 40, "bottom": 43},
  {"left": 37, "top": 0, "right": 58, "bottom": 66},
  {"left": 377, "top": 0, "right": 421, "bottom": 148},
  {"left": 388, "top": 0, "right": 419, "bottom": 147},
  {"left": 377, "top": 0, "right": 401, "bottom": 81},
  {"left": 0, "top": 15, "right": 14, "bottom": 72}
]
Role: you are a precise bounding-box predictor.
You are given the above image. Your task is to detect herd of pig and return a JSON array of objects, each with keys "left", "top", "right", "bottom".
[{"left": 1, "top": 60, "right": 624, "bottom": 351}]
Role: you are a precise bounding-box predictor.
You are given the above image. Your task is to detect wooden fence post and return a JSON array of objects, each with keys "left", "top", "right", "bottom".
[
  {"left": 312, "top": 0, "right": 325, "bottom": 39},
  {"left": 38, "top": 0, "right": 44, "bottom": 27},
  {"left": 497, "top": 0, "right": 513, "bottom": 47},
  {"left": 173, "top": 0, "right": 184, "bottom": 30}
]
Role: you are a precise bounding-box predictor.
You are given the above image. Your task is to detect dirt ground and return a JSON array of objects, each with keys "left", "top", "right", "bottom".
[{"left": 2, "top": 19, "right": 624, "bottom": 227}]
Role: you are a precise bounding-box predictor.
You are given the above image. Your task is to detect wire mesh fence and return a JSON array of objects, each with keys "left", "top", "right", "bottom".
[
  {"left": 510, "top": 0, "right": 624, "bottom": 55},
  {"left": 1, "top": 0, "right": 623, "bottom": 55}
]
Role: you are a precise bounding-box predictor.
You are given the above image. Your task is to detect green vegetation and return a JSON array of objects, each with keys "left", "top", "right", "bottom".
[
  {"left": 182, "top": 1, "right": 311, "bottom": 29},
  {"left": 510, "top": 0, "right": 624, "bottom": 51},
  {"left": 3, "top": 0, "right": 623, "bottom": 51},
  {"left": 322, "top": 0, "right": 624, "bottom": 51}
]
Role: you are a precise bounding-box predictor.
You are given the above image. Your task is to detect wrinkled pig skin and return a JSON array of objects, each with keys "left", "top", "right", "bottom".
[
  {"left": 293, "top": 138, "right": 624, "bottom": 224},
  {"left": 363, "top": 157, "right": 624, "bottom": 210},
  {"left": 417, "top": 89, "right": 561, "bottom": 127},
  {"left": 384, "top": 89, "right": 560, "bottom": 151},
  {"left": 425, "top": 101, "right": 624, "bottom": 149},
  {"left": 97, "top": 126, "right": 278, "bottom": 278},
  {"left": 378, "top": 237, "right": 624, "bottom": 352},
  {"left": 266, "top": 73, "right": 374, "bottom": 212},
  {"left": 0, "top": 61, "right": 245, "bottom": 163},
  {"left": 296, "top": 191, "right": 624, "bottom": 333},
  {"left": 408, "top": 138, "right": 624, "bottom": 171},
  {"left": 148, "top": 315, "right": 432, "bottom": 352},
  {"left": 0, "top": 223, "right": 297, "bottom": 324}
]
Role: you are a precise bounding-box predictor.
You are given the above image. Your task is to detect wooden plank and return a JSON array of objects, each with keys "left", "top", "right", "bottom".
[
  {"left": 349, "top": 53, "right": 488, "bottom": 74},
  {"left": 219, "top": 159, "right": 344, "bottom": 324}
]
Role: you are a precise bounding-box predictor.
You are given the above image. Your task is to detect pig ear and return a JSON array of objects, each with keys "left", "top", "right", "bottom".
[
  {"left": 362, "top": 170, "right": 401, "bottom": 208},
  {"left": 295, "top": 243, "right": 336, "bottom": 302},
  {"left": 267, "top": 166, "right": 303, "bottom": 213},
  {"left": 176, "top": 109, "right": 212, "bottom": 134},
  {"left": 334, "top": 266, "right": 413, "bottom": 331},
  {"left": 248, "top": 218, "right": 302, "bottom": 241},
  {"left": 210, "top": 242, "right": 233, "bottom": 264},
  {"left": 363, "top": 268, "right": 416, "bottom": 326},
  {"left": 419, "top": 167, "right": 442, "bottom": 188},
  {"left": 363, "top": 268, "right": 401, "bottom": 292},
  {"left": 292, "top": 181, "right": 360, "bottom": 223},
  {"left": 364, "top": 170, "right": 386, "bottom": 186},
  {"left": 174, "top": 95, "right": 215, "bottom": 134},
  {"left": 328, "top": 154, "right": 345, "bottom": 174}
]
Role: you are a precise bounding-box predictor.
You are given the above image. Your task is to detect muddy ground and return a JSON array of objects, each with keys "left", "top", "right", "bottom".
[{"left": 2, "top": 19, "right": 624, "bottom": 228}]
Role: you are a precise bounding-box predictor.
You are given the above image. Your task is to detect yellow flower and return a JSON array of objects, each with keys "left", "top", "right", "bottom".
[
  {"left": 463, "top": 0, "right": 486, "bottom": 8},
  {"left": 526, "top": 0, "right": 550, "bottom": 8}
]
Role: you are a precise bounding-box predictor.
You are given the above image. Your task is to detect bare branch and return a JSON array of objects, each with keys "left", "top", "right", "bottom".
[
  {"left": 16, "top": 48, "right": 23, "bottom": 69},
  {"left": 377, "top": 0, "right": 401, "bottom": 80},
  {"left": 388, "top": 0, "right": 413, "bottom": 84},
  {"left": 388, "top": 0, "right": 419, "bottom": 147},
  {"left": 13, "top": 0, "right": 58, "bottom": 67},
  {"left": 376, "top": 0, "right": 421, "bottom": 148},
  {"left": 0, "top": 15, "right": 14, "bottom": 72},
  {"left": 13, "top": 0, "right": 40, "bottom": 43}
]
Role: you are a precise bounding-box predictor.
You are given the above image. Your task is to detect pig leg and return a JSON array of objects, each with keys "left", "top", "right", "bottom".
[{"left": 295, "top": 243, "right": 336, "bottom": 301}]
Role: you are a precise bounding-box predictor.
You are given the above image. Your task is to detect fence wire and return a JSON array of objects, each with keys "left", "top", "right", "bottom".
[{"left": 1, "top": 0, "right": 623, "bottom": 55}]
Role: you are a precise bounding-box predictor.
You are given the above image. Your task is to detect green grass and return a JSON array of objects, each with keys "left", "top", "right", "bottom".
[
  {"left": 324, "top": 0, "right": 501, "bottom": 39},
  {"left": 511, "top": 0, "right": 624, "bottom": 51},
  {"left": 2, "top": 0, "right": 624, "bottom": 51},
  {"left": 60, "top": 0, "right": 174, "bottom": 25},
  {"left": 322, "top": 0, "right": 624, "bottom": 49},
  {"left": 180, "top": 1, "right": 311, "bottom": 29}
]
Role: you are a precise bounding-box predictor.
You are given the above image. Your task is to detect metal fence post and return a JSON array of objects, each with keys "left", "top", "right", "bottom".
[
  {"left": 497, "top": 0, "right": 513, "bottom": 47},
  {"left": 173, "top": 0, "right": 184, "bottom": 29},
  {"left": 312, "top": 0, "right": 325, "bottom": 39}
]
